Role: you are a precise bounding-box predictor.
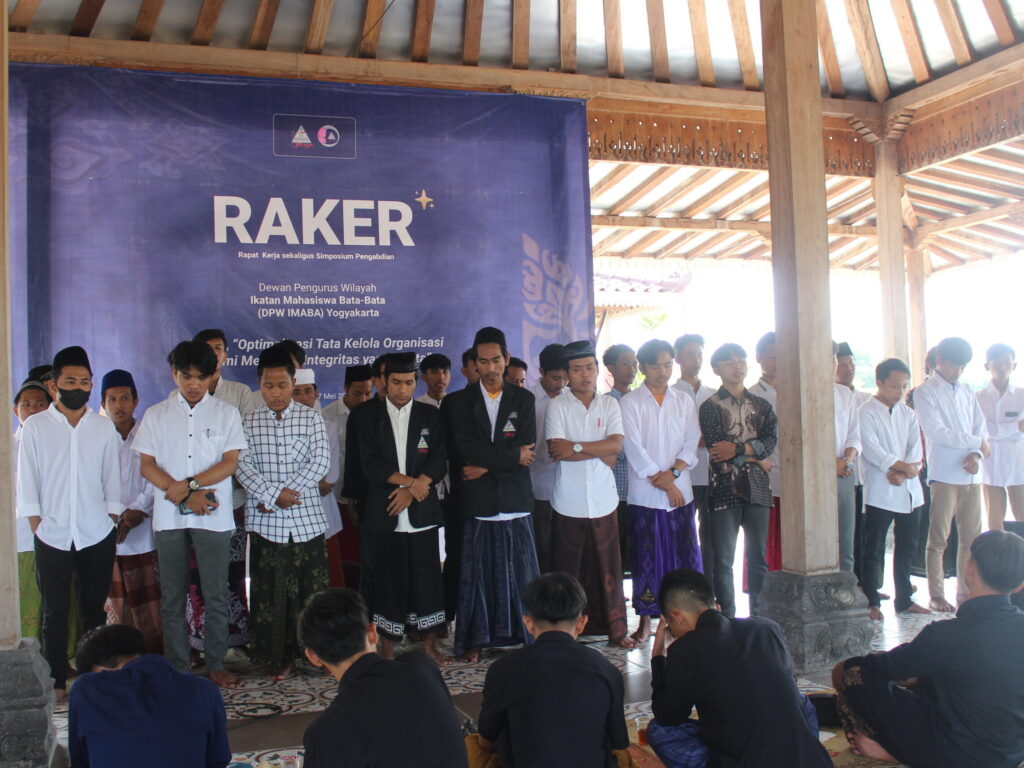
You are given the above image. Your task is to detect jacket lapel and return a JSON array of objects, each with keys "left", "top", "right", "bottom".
[
  {"left": 376, "top": 400, "right": 399, "bottom": 469},
  {"left": 469, "top": 385, "right": 494, "bottom": 443}
]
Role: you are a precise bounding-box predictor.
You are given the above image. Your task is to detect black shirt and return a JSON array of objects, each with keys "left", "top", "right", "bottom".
[
  {"left": 651, "top": 611, "right": 831, "bottom": 768},
  {"left": 860, "top": 594, "right": 1024, "bottom": 768},
  {"left": 477, "top": 631, "right": 628, "bottom": 768},
  {"left": 303, "top": 652, "right": 468, "bottom": 768}
]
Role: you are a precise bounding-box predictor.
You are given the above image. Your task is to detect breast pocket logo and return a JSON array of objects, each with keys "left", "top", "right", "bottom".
[
  {"left": 274, "top": 114, "right": 356, "bottom": 159},
  {"left": 502, "top": 419, "right": 516, "bottom": 437},
  {"left": 417, "top": 436, "right": 429, "bottom": 453}
]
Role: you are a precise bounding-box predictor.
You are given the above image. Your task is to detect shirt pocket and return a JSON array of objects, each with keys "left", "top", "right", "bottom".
[
  {"left": 193, "top": 429, "right": 226, "bottom": 471},
  {"left": 291, "top": 436, "right": 311, "bottom": 463}
]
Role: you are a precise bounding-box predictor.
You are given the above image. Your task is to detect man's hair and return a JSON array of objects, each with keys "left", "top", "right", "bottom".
[
  {"left": 522, "top": 572, "right": 587, "bottom": 625},
  {"left": 419, "top": 353, "right": 452, "bottom": 373},
  {"left": 875, "top": 358, "right": 911, "bottom": 382},
  {"left": 275, "top": 339, "right": 306, "bottom": 366},
  {"left": 710, "top": 343, "right": 747, "bottom": 367},
  {"left": 674, "top": 334, "right": 705, "bottom": 354},
  {"left": 659, "top": 569, "right": 716, "bottom": 614},
  {"left": 192, "top": 328, "right": 227, "bottom": 347},
  {"left": 14, "top": 383, "right": 51, "bottom": 407},
  {"left": 538, "top": 344, "right": 566, "bottom": 373},
  {"left": 970, "top": 530, "right": 1024, "bottom": 594},
  {"left": 636, "top": 339, "right": 674, "bottom": 366},
  {"left": 461, "top": 348, "right": 476, "bottom": 368},
  {"left": 298, "top": 588, "right": 370, "bottom": 665},
  {"left": 755, "top": 331, "right": 776, "bottom": 359},
  {"left": 258, "top": 346, "right": 296, "bottom": 379},
  {"left": 75, "top": 624, "right": 146, "bottom": 673},
  {"left": 925, "top": 346, "right": 938, "bottom": 368},
  {"left": 506, "top": 357, "right": 528, "bottom": 372},
  {"left": 602, "top": 343, "right": 633, "bottom": 368},
  {"left": 987, "top": 343, "right": 1015, "bottom": 362},
  {"left": 166, "top": 340, "right": 217, "bottom": 377},
  {"left": 372, "top": 355, "right": 389, "bottom": 376},
  {"left": 936, "top": 337, "right": 972, "bottom": 367}
]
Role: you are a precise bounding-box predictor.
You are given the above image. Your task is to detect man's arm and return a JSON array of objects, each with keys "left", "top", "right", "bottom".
[
  {"left": 206, "top": 682, "right": 232, "bottom": 768},
  {"left": 101, "top": 427, "right": 124, "bottom": 522},
  {"left": 620, "top": 397, "right": 660, "bottom": 477},
  {"left": 674, "top": 397, "right": 701, "bottom": 469},
  {"left": 860, "top": 621, "right": 950, "bottom": 682},
  {"left": 914, "top": 386, "right": 984, "bottom": 455},
  {"left": 67, "top": 686, "right": 91, "bottom": 768},
  {"left": 450, "top": 394, "right": 530, "bottom": 473},
  {"left": 15, "top": 423, "right": 42, "bottom": 532},
  {"left": 605, "top": 664, "right": 630, "bottom": 750},
  {"left": 859, "top": 409, "right": 905, "bottom": 476},
  {"left": 281, "top": 415, "right": 332, "bottom": 493},
  {"left": 650, "top": 639, "right": 699, "bottom": 727},
  {"left": 476, "top": 664, "right": 507, "bottom": 752},
  {"left": 235, "top": 418, "right": 283, "bottom": 508}
]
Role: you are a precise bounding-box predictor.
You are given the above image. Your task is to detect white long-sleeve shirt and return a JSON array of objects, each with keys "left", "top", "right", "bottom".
[
  {"left": 529, "top": 380, "right": 566, "bottom": 501},
  {"left": 117, "top": 420, "right": 156, "bottom": 556},
  {"left": 320, "top": 408, "right": 344, "bottom": 537},
  {"left": 859, "top": 397, "right": 924, "bottom": 514},
  {"left": 977, "top": 382, "right": 1024, "bottom": 488},
  {"left": 851, "top": 389, "right": 872, "bottom": 484},
  {"left": 752, "top": 378, "right": 782, "bottom": 498},
  {"left": 16, "top": 404, "right": 122, "bottom": 551},
  {"left": 834, "top": 383, "right": 862, "bottom": 460},
  {"left": 322, "top": 397, "right": 351, "bottom": 502},
  {"left": 620, "top": 384, "right": 700, "bottom": 509},
  {"left": 913, "top": 374, "right": 987, "bottom": 486},
  {"left": 672, "top": 379, "right": 716, "bottom": 487},
  {"left": 13, "top": 430, "right": 34, "bottom": 553}
]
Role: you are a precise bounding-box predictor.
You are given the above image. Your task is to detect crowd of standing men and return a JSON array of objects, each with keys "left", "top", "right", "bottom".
[{"left": 11, "top": 321, "right": 1022, "bottom": 699}]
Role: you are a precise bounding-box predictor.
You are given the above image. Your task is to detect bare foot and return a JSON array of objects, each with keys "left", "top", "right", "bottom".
[
  {"left": 609, "top": 634, "right": 639, "bottom": 649},
  {"left": 930, "top": 597, "right": 956, "bottom": 613},
  {"left": 269, "top": 661, "right": 294, "bottom": 681},
  {"left": 457, "top": 648, "right": 481, "bottom": 663},
  {"left": 209, "top": 669, "right": 240, "bottom": 689},
  {"left": 630, "top": 616, "right": 652, "bottom": 644},
  {"left": 425, "top": 639, "right": 454, "bottom": 667},
  {"left": 878, "top": 591, "right": 891, "bottom": 601},
  {"left": 379, "top": 636, "right": 396, "bottom": 661},
  {"left": 54, "top": 688, "right": 67, "bottom": 702},
  {"left": 869, "top": 606, "right": 884, "bottom": 621},
  {"left": 900, "top": 603, "right": 931, "bottom": 615},
  {"left": 851, "top": 732, "right": 898, "bottom": 761}
]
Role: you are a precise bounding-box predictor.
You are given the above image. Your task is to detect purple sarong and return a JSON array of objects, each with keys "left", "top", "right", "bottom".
[{"left": 630, "top": 502, "right": 702, "bottom": 616}]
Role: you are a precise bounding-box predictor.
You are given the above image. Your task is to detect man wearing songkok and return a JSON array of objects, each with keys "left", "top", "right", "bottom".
[
  {"left": 236, "top": 348, "right": 330, "bottom": 679},
  {"left": 620, "top": 338, "right": 701, "bottom": 642},
  {"left": 913, "top": 336, "right": 989, "bottom": 611},
  {"left": 355, "top": 352, "right": 448, "bottom": 663},
  {"left": 752, "top": 332, "right": 783, "bottom": 571},
  {"left": 416, "top": 352, "right": 451, "bottom": 408},
  {"left": 836, "top": 341, "right": 872, "bottom": 583},
  {"left": 135, "top": 340, "right": 247, "bottom": 689},
  {"left": 474, "top": 572, "right": 629, "bottom": 768},
  {"left": 102, "top": 369, "right": 162, "bottom": 653},
  {"left": 698, "top": 343, "right": 776, "bottom": 619},
  {"left": 504, "top": 357, "right": 528, "bottom": 388},
  {"left": 546, "top": 340, "right": 634, "bottom": 648},
  {"left": 17, "top": 346, "right": 122, "bottom": 698},
  {"left": 449, "top": 326, "right": 540, "bottom": 662},
  {"left": 301, "top": 589, "right": 468, "bottom": 768},
  {"left": 603, "top": 343, "right": 637, "bottom": 574},
  {"left": 977, "top": 343, "right": 1024, "bottom": 531},
  {"left": 530, "top": 343, "right": 568, "bottom": 572},
  {"left": 648, "top": 569, "right": 831, "bottom": 768},
  {"left": 828, "top": 341, "right": 863, "bottom": 575},
  {"left": 834, "top": 530, "right": 1024, "bottom": 768},
  {"left": 859, "top": 358, "right": 930, "bottom": 620}
]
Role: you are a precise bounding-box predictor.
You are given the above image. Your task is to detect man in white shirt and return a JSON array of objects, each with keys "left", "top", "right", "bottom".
[
  {"left": 753, "top": 332, "right": 783, "bottom": 572},
  {"left": 135, "top": 340, "right": 247, "bottom": 688},
  {"left": 621, "top": 339, "right": 701, "bottom": 642},
  {"left": 530, "top": 343, "right": 568, "bottom": 572},
  {"left": 17, "top": 346, "right": 122, "bottom": 697},
  {"left": 837, "top": 342, "right": 873, "bottom": 586},
  {"left": 673, "top": 333, "right": 718, "bottom": 597},
  {"left": 604, "top": 344, "right": 637, "bottom": 576},
  {"left": 416, "top": 353, "right": 451, "bottom": 408},
  {"left": 101, "top": 369, "right": 162, "bottom": 653},
  {"left": 912, "top": 337, "right": 989, "bottom": 611},
  {"left": 237, "top": 349, "right": 331, "bottom": 679},
  {"left": 833, "top": 342, "right": 863, "bottom": 574},
  {"left": 978, "top": 344, "right": 1024, "bottom": 531},
  {"left": 859, "top": 359, "right": 930, "bottom": 620},
  {"left": 546, "top": 340, "right": 635, "bottom": 648},
  {"left": 293, "top": 368, "right": 343, "bottom": 556}
]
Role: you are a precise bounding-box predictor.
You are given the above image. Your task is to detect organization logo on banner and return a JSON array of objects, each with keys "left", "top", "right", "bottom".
[{"left": 273, "top": 114, "right": 356, "bottom": 159}]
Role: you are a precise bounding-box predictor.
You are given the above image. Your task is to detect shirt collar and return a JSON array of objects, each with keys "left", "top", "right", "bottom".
[
  {"left": 481, "top": 381, "right": 503, "bottom": 401},
  {"left": 47, "top": 401, "right": 92, "bottom": 426},
  {"left": 175, "top": 391, "right": 211, "bottom": 410},
  {"left": 716, "top": 385, "right": 748, "bottom": 404},
  {"left": 339, "top": 652, "right": 381, "bottom": 688},
  {"left": 385, "top": 397, "right": 412, "bottom": 417},
  {"left": 956, "top": 593, "right": 1014, "bottom": 618},
  {"left": 696, "top": 609, "right": 729, "bottom": 629},
  {"left": 534, "top": 630, "right": 577, "bottom": 644},
  {"left": 756, "top": 377, "right": 775, "bottom": 395},
  {"left": 985, "top": 381, "right": 1016, "bottom": 397}
]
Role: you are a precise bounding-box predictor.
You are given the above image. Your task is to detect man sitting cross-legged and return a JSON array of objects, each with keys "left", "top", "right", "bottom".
[
  {"left": 647, "top": 569, "right": 832, "bottom": 768},
  {"left": 833, "top": 529, "right": 1024, "bottom": 768}
]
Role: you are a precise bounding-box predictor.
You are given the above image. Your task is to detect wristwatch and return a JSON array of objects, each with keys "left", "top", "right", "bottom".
[
  {"left": 187, "top": 477, "right": 200, "bottom": 491},
  {"left": 572, "top": 443, "right": 583, "bottom": 454},
  {"left": 671, "top": 467, "right": 681, "bottom": 478}
]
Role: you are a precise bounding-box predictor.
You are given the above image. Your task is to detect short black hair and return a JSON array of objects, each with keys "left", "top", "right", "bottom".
[
  {"left": 936, "top": 337, "right": 972, "bottom": 367},
  {"left": 506, "top": 357, "right": 528, "bottom": 372},
  {"left": 659, "top": 569, "right": 716, "bottom": 614},
  {"left": 167, "top": 340, "right": 217, "bottom": 377},
  {"left": 756, "top": 332, "right": 776, "bottom": 359},
  {"left": 987, "top": 343, "right": 1015, "bottom": 362},
  {"left": 419, "top": 353, "right": 451, "bottom": 373},
  {"left": 710, "top": 343, "right": 746, "bottom": 367},
  {"left": 276, "top": 339, "right": 306, "bottom": 366},
  {"left": 298, "top": 588, "right": 370, "bottom": 665},
  {"left": 192, "top": 328, "right": 227, "bottom": 347},
  {"left": 875, "top": 358, "right": 911, "bottom": 382},
  {"left": 674, "top": 334, "right": 705, "bottom": 354},
  {"left": 538, "top": 344, "right": 566, "bottom": 373},
  {"left": 602, "top": 344, "right": 633, "bottom": 368},
  {"left": 258, "top": 346, "right": 296, "bottom": 379},
  {"left": 637, "top": 339, "right": 674, "bottom": 366},
  {"left": 971, "top": 530, "right": 1024, "bottom": 594},
  {"left": 522, "top": 572, "right": 587, "bottom": 625},
  {"left": 372, "top": 355, "right": 389, "bottom": 377},
  {"left": 75, "top": 624, "right": 146, "bottom": 673},
  {"left": 461, "top": 348, "right": 476, "bottom": 368},
  {"left": 925, "top": 346, "right": 938, "bottom": 368}
]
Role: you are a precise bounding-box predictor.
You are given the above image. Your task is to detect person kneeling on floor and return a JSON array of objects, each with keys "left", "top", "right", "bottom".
[{"left": 648, "top": 569, "right": 831, "bottom": 768}]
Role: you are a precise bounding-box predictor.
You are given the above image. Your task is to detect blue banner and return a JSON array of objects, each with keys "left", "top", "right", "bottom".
[{"left": 9, "top": 64, "right": 593, "bottom": 407}]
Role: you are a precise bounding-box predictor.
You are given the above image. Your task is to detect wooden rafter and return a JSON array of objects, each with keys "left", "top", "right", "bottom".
[
  {"left": 623, "top": 230, "right": 669, "bottom": 258},
  {"left": 511, "top": 0, "right": 529, "bottom": 69},
  {"left": 593, "top": 229, "right": 632, "bottom": 256},
  {"left": 410, "top": 0, "right": 435, "bottom": 63},
  {"left": 303, "top": 0, "right": 334, "bottom": 54},
  {"left": 358, "top": 0, "right": 387, "bottom": 58},
  {"left": 716, "top": 179, "right": 770, "bottom": 218},
  {"left": 653, "top": 232, "right": 697, "bottom": 259},
  {"left": 246, "top": 0, "right": 279, "bottom": 49},
  {"left": 941, "top": 228, "right": 1017, "bottom": 255},
  {"left": 688, "top": 0, "right": 714, "bottom": 87},
  {"left": 70, "top": 0, "right": 106, "bottom": 37},
  {"left": 591, "top": 164, "right": 637, "bottom": 201},
  {"left": 603, "top": 0, "right": 624, "bottom": 78},
  {"left": 980, "top": 147, "right": 1024, "bottom": 173},
  {"left": 132, "top": 0, "right": 166, "bottom": 42},
  {"left": 984, "top": 0, "right": 1018, "bottom": 47},
  {"left": 646, "top": 0, "right": 670, "bottom": 83},
  {"left": 642, "top": 168, "right": 721, "bottom": 216},
  {"left": 816, "top": 0, "right": 844, "bottom": 97},
  {"left": 890, "top": 0, "right": 930, "bottom": 83},
  {"left": 932, "top": 0, "right": 972, "bottom": 66},
  {"left": 740, "top": 243, "right": 771, "bottom": 260},
  {"left": 191, "top": 0, "right": 225, "bottom": 47},
  {"left": 916, "top": 168, "right": 1021, "bottom": 200},
  {"left": 916, "top": 201, "right": 1024, "bottom": 240},
  {"left": 559, "top": 0, "right": 576, "bottom": 73},
  {"left": 591, "top": 214, "right": 877, "bottom": 238},
  {"left": 608, "top": 166, "right": 681, "bottom": 215},
  {"left": 714, "top": 236, "right": 763, "bottom": 260},
  {"left": 726, "top": 0, "right": 759, "bottom": 90},
  {"left": 927, "top": 243, "right": 967, "bottom": 266},
  {"left": 844, "top": 0, "right": 889, "bottom": 102},
  {"left": 828, "top": 190, "right": 874, "bottom": 220},
  {"left": 678, "top": 171, "right": 756, "bottom": 217},
  {"left": 974, "top": 223, "right": 1024, "bottom": 246},
  {"left": 462, "top": 0, "right": 484, "bottom": 66},
  {"left": 689, "top": 231, "right": 737, "bottom": 257},
  {"left": 905, "top": 177, "right": 1005, "bottom": 207},
  {"left": 931, "top": 236, "right": 987, "bottom": 261},
  {"left": 945, "top": 159, "right": 1024, "bottom": 189},
  {"left": 9, "top": 0, "right": 42, "bottom": 32},
  {"left": 907, "top": 191, "right": 971, "bottom": 216},
  {"left": 830, "top": 239, "right": 875, "bottom": 267}
]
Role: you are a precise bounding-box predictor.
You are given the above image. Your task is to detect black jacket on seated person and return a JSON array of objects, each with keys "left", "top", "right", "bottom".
[
  {"left": 356, "top": 398, "right": 446, "bottom": 534},
  {"left": 651, "top": 610, "right": 832, "bottom": 768},
  {"left": 448, "top": 382, "right": 536, "bottom": 518}
]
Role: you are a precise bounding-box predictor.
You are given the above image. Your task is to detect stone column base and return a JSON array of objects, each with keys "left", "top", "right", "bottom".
[
  {"left": 0, "top": 639, "right": 55, "bottom": 768},
  {"left": 757, "top": 570, "right": 872, "bottom": 675}
]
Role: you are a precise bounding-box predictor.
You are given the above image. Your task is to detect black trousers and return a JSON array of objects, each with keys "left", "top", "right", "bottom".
[
  {"left": 34, "top": 528, "right": 116, "bottom": 688},
  {"left": 532, "top": 500, "right": 554, "bottom": 573},
  {"left": 853, "top": 484, "right": 864, "bottom": 585},
  {"left": 862, "top": 505, "right": 921, "bottom": 612},
  {"left": 442, "top": 493, "right": 462, "bottom": 622}
]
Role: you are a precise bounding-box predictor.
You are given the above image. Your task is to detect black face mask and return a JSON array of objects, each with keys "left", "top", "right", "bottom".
[{"left": 58, "top": 388, "right": 90, "bottom": 410}]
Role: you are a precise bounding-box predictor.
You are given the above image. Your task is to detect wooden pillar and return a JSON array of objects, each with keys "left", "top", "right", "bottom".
[
  {"left": 907, "top": 247, "right": 928, "bottom": 383},
  {"left": 761, "top": 0, "right": 837, "bottom": 575},
  {"left": 874, "top": 140, "right": 910, "bottom": 362}
]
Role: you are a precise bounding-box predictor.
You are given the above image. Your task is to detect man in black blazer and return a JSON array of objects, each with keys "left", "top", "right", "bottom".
[
  {"left": 448, "top": 327, "right": 540, "bottom": 662},
  {"left": 356, "top": 353, "right": 448, "bottom": 664}
]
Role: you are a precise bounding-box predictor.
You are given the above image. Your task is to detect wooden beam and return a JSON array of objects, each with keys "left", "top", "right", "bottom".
[
  {"left": 916, "top": 201, "right": 1024, "bottom": 240},
  {"left": 191, "top": 0, "right": 225, "bottom": 47},
  {"left": 905, "top": 177, "right": 1005, "bottom": 207},
  {"left": 830, "top": 239, "right": 876, "bottom": 267},
  {"left": 717, "top": 179, "right": 770, "bottom": 218},
  {"left": 9, "top": 0, "right": 42, "bottom": 32},
  {"left": 646, "top": 0, "right": 670, "bottom": 83},
  {"left": 603, "top": 0, "right": 623, "bottom": 78},
  {"left": 591, "top": 214, "right": 877, "bottom": 238},
  {"left": 678, "top": 171, "right": 756, "bottom": 217},
  {"left": 980, "top": 147, "right": 1024, "bottom": 173},
  {"left": 915, "top": 168, "right": 1022, "bottom": 200},
  {"left": 727, "top": 0, "right": 759, "bottom": 90},
  {"left": 246, "top": 0, "right": 279, "bottom": 50},
  {"left": 591, "top": 163, "right": 636, "bottom": 201},
  {"left": 974, "top": 223, "right": 1024, "bottom": 246},
  {"left": 689, "top": 231, "right": 738, "bottom": 257},
  {"left": 891, "top": 0, "right": 930, "bottom": 83},
  {"left": 939, "top": 229, "right": 1015, "bottom": 257},
  {"left": 653, "top": 232, "right": 697, "bottom": 259},
  {"left": 715, "top": 236, "right": 763, "bottom": 259},
  {"left": 462, "top": 0, "right": 484, "bottom": 66},
  {"left": 932, "top": 0, "right": 972, "bottom": 66},
  {"left": 828, "top": 189, "right": 873, "bottom": 220},
  {"left": 608, "top": 166, "right": 680, "bottom": 215},
  {"left": 511, "top": 0, "right": 529, "bottom": 69},
  {"left": 559, "top": 0, "right": 576, "bottom": 73},
  {"left": 643, "top": 168, "right": 721, "bottom": 216},
  {"left": 592, "top": 228, "right": 632, "bottom": 256},
  {"left": 945, "top": 159, "right": 1024, "bottom": 189},
  {"left": 875, "top": 140, "right": 910, "bottom": 360},
  {"left": 983, "top": 0, "right": 1017, "bottom": 46},
  {"left": 358, "top": 0, "right": 387, "bottom": 58},
  {"left": 906, "top": 247, "right": 928, "bottom": 380},
  {"left": 623, "top": 230, "right": 669, "bottom": 258},
  {"left": 410, "top": 0, "right": 435, "bottom": 63},
  {"left": 906, "top": 191, "right": 971, "bottom": 216},
  {"left": 844, "top": 0, "right": 889, "bottom": 102},
  {"left": 688, "top": 0, "right": 714, "bottom": 87},
  {"left": 816, "top": 0, "right": 844, "bottom": 96},
  {"left": 927, "top": 243, "right": 964, "bottom": 266},
  {"left": 70, "top": 0, "right": 106, "bottom": 37}
]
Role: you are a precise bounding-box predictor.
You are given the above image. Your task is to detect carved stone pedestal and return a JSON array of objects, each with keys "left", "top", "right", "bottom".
[
  {"left": 757, "top": 570, "right": 872, "bottom": 675},
  {"left": 0, "top": 639, "right": 55, "bottom": 768}
]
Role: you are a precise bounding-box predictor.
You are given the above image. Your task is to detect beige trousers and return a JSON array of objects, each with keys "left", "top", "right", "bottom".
[
  {"left": 927, "top": 482, "right": 982, "bottom": 603},
  {"left": 983, "top": 484, "right": 1024, "bottom": 531}
]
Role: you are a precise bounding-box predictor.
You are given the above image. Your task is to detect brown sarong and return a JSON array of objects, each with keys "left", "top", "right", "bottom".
[{"left": 107, "top": 551, "right": 163, "bottom": 654}]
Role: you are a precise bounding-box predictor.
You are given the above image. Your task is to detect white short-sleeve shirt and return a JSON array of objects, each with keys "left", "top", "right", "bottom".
[{"left": 977, "top": 382, "right": 1024, "bottom": 488}]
